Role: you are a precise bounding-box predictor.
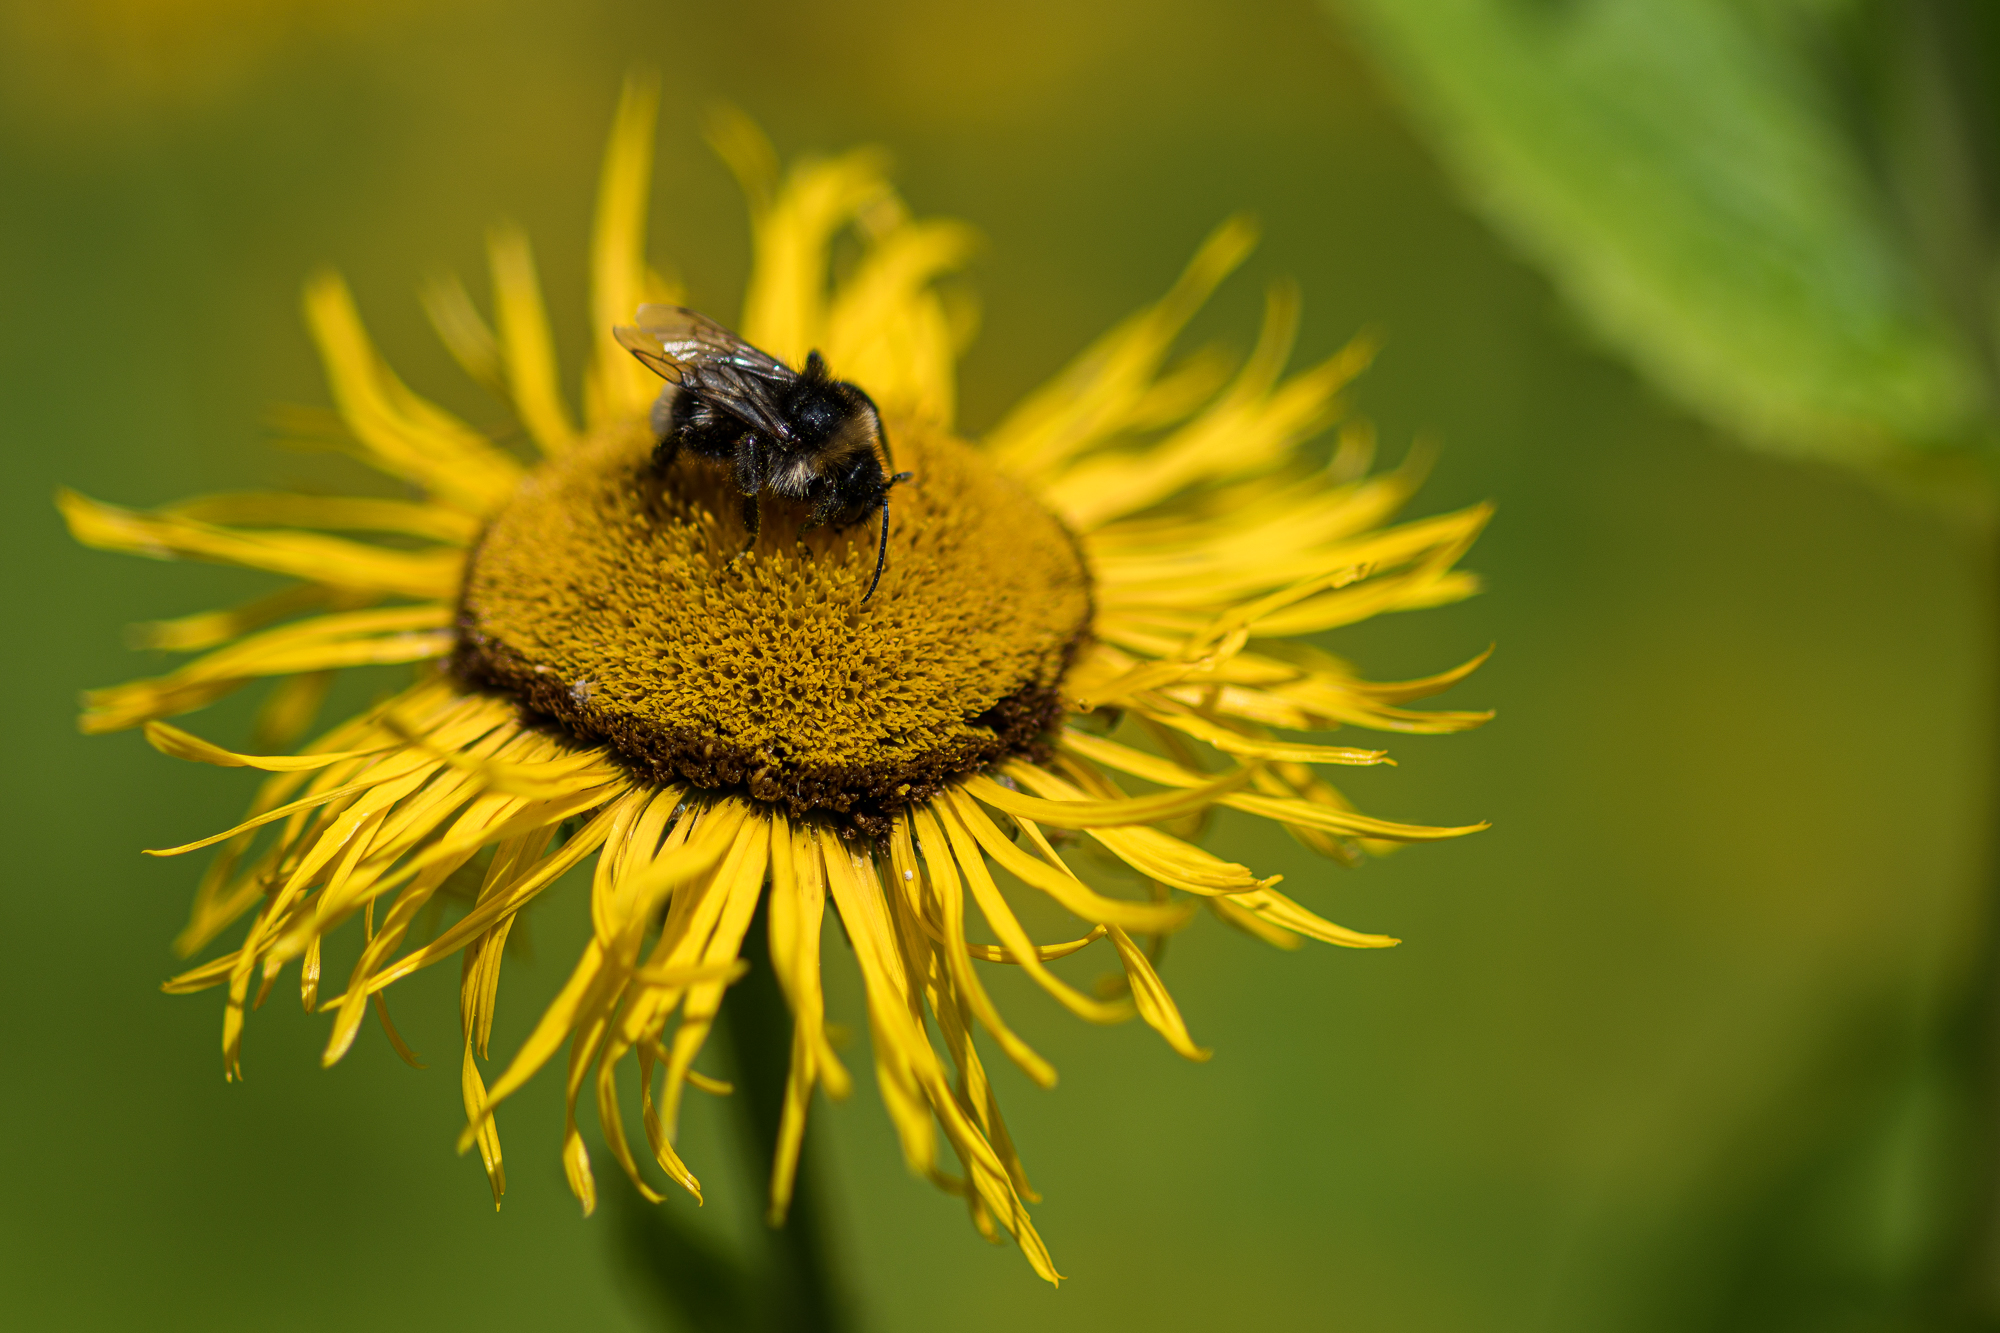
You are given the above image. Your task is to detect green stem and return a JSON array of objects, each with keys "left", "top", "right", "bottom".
[
  {"left": 615, "top": 898, "right": 850, "bottom": 1332},
  {"left": 720, "top": 901, "right": 849, "bottom": 1333}
]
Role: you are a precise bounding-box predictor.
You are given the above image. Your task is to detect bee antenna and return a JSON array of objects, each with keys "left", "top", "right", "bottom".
[{"left": 862, "top": 495, "right": 891, "bottom": 604}]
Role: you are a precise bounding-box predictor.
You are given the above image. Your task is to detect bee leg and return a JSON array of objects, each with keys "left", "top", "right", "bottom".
[
  {"left": 725, "top": 436, "right": 769, "bottom": 564},
  {"left": 800, "top": 491, "right": 837, "bottom": 536},
  {"left": 860, "top": 495, "right": 891, "bottom": 604}
]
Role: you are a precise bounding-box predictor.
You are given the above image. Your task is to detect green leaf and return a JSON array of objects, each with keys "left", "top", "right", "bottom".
[{"left": 1333, "top": 0, "right": 1986, "bottom": 462}]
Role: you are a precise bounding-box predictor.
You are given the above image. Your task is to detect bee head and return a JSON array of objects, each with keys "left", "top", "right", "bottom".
[{"left": 823, "top": 381, "right": 888, "bottom": 468}]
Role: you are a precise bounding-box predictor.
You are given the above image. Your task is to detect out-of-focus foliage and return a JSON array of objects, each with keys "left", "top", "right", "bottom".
[{"left": 1334, "top": 0, "right": 1997, "bottom": 465}]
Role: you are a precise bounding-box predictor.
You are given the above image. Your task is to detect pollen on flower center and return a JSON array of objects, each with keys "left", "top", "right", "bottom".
[{"left": 455, "top": 421, "right": 1093, "bottom": 830}]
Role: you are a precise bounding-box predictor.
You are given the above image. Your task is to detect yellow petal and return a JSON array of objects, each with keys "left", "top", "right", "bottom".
[
  {"left": 587, "top": 71, "right": 667, "bottom": 428},
  {"left": 939, "top": 786, "right": 1195, "bottom": 929},
  {"left": 250, "top": 669, "right": 335, "bottom": 752},
  {"left": 986, "top": 215, "right": 1257, "bottom": 478},
  {"left": 301, "top": 272, "right": 522, "bottom": 513},
  {"left": 489, "top": 223, "right": 580, "bottom": 455},
  {"left": 964, "top": 765, "right": 1257, "bottom": 828},
  {"left": 740, "top": 150, "right": 893, "bottom": 364},
  {"left": 163, "top": 492, "right": 481, "bottom": 544},
  {"left": 1208, "top": 894, "right": 1305, "bottom": 950},
  {"left": 1105, "top": 925, "right": 1210, "bottom": 1061},
  {"left": 59, "top": 489, "right": 464, "bottom": 600},
  {"left": 896, "top": 810, "right": 1057, "bottom": 1086},
  {"left": 1062, "top": 727, "right": 1488, "bottom": 842},
  {"left": 998, "top": 765, "right": 1266, "bottom": 895},
  {"left": 1225, "top": 886, "right": 1400, "bottom": 949},
  {"left": 815, "top": 828, "right": 937, "bottom": 1176},
  {"left": 127, "top": 583, "right": 374, "bottom": 653},
  {"left": 824, "top": 217, "right": 979, "bottom": 428},
  {"left": 82, "top": 606, "right": 455, "bottom": 733},
  {"left": 421, "top": 270, "right": 507, "bottom": 397},
  {"left": 143, "top": 720, "right": 391, "bottom": 772},
  {"left": 924, "top": 800, "right": 1137, "bottom": 1025},
  {"left": 1127, "top": 695, "right": 1392, "bottom": 766}
]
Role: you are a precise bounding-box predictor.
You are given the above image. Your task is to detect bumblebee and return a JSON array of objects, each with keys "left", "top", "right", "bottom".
[{"left": 614, "top": 305, "right": 910, "bottom": 602}]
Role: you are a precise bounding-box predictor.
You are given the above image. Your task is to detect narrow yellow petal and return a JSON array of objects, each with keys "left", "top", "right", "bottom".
[
  {"left": 656, "top": 813, "right": 769, "bottom": 1136},
  {"left": 814, "top": 828, "right": 936, "bottom": 1175},
  {"left": 250, "top": 669, "right": 335, "bottom": 753},
  {"left": 489, "top": 223, "right": 580, "bottom": 455},
  {"left": 461, "top": 1044, "right": 507, "bottom": 1207},
  {"left": 924, "top": 800, "right": 1136, "bottom": 1026},
  {"left": 83, "top": 607, "right": 454, "bottom": 733},
  {"left": 940, "top": 787, "right": 1195, "bottom": 929},
  {"left": 1105, "top": 925, "right": 1211, "bottom": 1061},
  {"left": 1047, "top": 315, "right": 1380, "bottom": 530},
  {"left": 822, "top": 819, "right": 1062, "bottom": 1283},
  {"left": 59, "top": 489, "right": 464, "bottom": 600},
  {"left": 143, "top": 720, "right": 391, "bottom": 772},
  {"left": 685, "top": 1069, "right": 734, "bottom": 1096},
  {"left": 896, "top": 811, "right": 1057, "bottom": 1086},
  {"left": 163, "top": 492, "right": 482, "bottom": 545},
  {"left": 382, "top": 713, "right": 620, "bottom": 799},
  {"left": 1225, "top": 886, "right": 1400, "bottom": 949},
  {"left": 703, "top": 103, "right": 777, "bottom": 221},
  {"left": 323, "top": 789, "right": 628, "bottom": 1006},
  {"left": 421, "top": 270, "right": 508, "bottom": 398},
  {"left": 1062, "top": 727, "right": 1488, "bottom": 842},
  {"left": 1345, "top": 645, "right": 1495, "bottom": 703},
  {"left": 960, "top": 930, "right": 1107, "bottom": 964},
  {"left": 462, "top": 945, "right": 613, "bottom": 1140},
  {"left": 985, "top": 215, "right": 1257, "bottom": 477},
  {"left": 998, "top": 764, "right": 1266, "bottom": 895},
  {"left": 739, "top": 150, "right": 893, "bottom": 365},
  {"left": 965, "top": 766, "right": 1256, "bottom": 829},
  {"left": 587, "top": 70, "right": 665, "bottom": 428},
  {"left": 564, "top": 1126, "right": 599, "bottom": 1217},
  {"left": 823, "top": 217, "right": 979, "bottom": 428},
  {"left": 1208, "top": 894, "right": 1306, "bottom": 950},
  {"left": 301, "top": 272, "right": 522, "bottom": 512},
  {"left": 127, "top": 583, "right": 373, "bottom": 653},
  {"left": 1227, "top": 789, "right": 1490, "bottom": 842},
  {"left": 765, "top": 814, "right": 849, "bottom": 1223},
  {"left": 1064, "top": 648, "right": 1244, "bottom": 713},
  {"left": 1127, "top": 696, "right": 1392, "bottom": 766},
  {"left": 373, "top": 991, "right": 427, "bottom": 1068}
]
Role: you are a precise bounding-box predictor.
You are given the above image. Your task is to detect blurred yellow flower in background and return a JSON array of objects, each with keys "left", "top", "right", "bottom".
[{"left": 61, "top": 76, "right": 1490, "bottom": 1281}]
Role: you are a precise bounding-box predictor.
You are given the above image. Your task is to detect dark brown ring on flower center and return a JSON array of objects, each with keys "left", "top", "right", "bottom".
[{"left": 452, "top": 422, "right": 1093, "bottom": 835}]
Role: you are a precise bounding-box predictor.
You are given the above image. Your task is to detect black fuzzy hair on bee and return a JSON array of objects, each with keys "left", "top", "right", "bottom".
[{"left": 615, "top": 305, "right": 912, "bottom": 602}]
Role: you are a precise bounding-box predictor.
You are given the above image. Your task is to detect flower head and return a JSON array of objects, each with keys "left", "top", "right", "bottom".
[{"left": 63, "top": 78, "right": 1491, "bottom": 1282}]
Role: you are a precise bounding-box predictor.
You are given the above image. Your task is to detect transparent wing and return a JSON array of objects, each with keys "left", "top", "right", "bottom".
[
  {"left": 619, "top": 304, "right": 792, "bottom": 380},
  {"left": 614, "top": 304, "right": 798, "bottom": 440}
]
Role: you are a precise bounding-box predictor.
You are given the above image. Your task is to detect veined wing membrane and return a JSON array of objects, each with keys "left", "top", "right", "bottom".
[{"left": 615, "top": 304, "right": 798, "bottom": 440}]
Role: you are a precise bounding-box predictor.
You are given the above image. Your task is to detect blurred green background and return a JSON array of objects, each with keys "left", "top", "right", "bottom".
[{"left": 1, "top": 0, "right": 1989, "bottom": 1329}]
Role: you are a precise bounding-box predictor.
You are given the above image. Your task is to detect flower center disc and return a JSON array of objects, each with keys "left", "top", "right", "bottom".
[{"left": 456, "top": 424, "right": 1092, "bottom": 829}]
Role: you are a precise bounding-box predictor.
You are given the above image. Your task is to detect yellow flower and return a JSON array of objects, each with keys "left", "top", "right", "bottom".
[{"left": 62, "top": 78, "right": 1491, "bottom": 1283}]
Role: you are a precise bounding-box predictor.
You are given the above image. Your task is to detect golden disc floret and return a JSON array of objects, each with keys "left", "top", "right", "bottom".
[{"left": 456, "top": 422, "right": 1092, "bottom": 830}]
